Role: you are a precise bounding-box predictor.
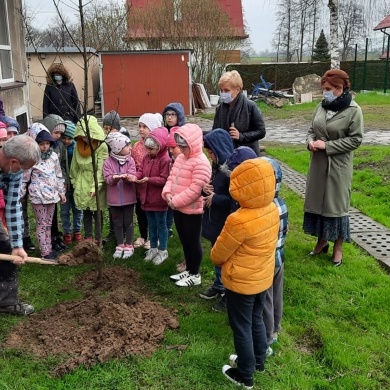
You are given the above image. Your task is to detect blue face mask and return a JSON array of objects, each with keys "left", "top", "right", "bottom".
[
  {"left": 220, "top": 92, "right": 234, "bottom": 104},
  {"left": 54, "top": 75, "right": 63, "bottom": 82},
  {"left": 323, "top": 90, "right": 337, "bottom": 103}
]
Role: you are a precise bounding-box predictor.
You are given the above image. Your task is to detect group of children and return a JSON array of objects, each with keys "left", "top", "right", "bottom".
[{"left": 2, "top": 95, "right": 288, "bottom": 389}]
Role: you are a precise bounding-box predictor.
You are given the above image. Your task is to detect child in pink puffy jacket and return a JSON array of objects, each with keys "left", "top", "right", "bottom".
[{"left": 162, "top": 123, "right": 211, "bottom": 287}]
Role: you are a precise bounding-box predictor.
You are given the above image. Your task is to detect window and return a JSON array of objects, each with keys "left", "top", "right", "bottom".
[{"left": 0, "top": 0, "right": 14, "bottom": 82}]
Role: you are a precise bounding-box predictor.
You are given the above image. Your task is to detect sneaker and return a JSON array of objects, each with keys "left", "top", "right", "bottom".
[
  {"left": 42, "top": 251, "right": 59, "bottom": 261},
  {"left": 23, "top": 236, "right": 35, "bottom": 251},
  {"left": 73, "top": 232, "right": 82, "bottom": 242},
  {"left": 144, "top": 247, "right": 158, "bottom": 261},
  {"left": 122, "top": 245, "right": 134, "bottom": 259},
  {"left": 63, "top": 233, "right": 72, "bottom": 245},
  {"left": 133, "top": 237, "right": 145, "bottom": 248},
  {"left": 212, "top": 295, "right": 226, "bottom": 312},
  {"left": 113, "top": 245, "right": 125, "bottom": 259},
  {"left": 229, "top": 354, "right": 265, "bottom": 373},
  {"left": 55, "top": 236, "right": 67, "bottom": 250},
  {"left": 266, "top": 346, "right": 274, "bottom": 356},
  {"left": 272, "top": 332, "right": 279, "bottom": 344},
  {"left": 222, "top": 365, "right": 253, "bottom": 389},
  {"left": 168, "top": 229, "right": 173, "bottom": 238},
  {"left": 170, "top": 270, "right": 190, "bottom": 281},
  {"left": 199, "top": 286, "right": 224, "bottom": 300},
  {"left": 175, "top": 273, "right": 201, "bottom": 287},
  {"left": 176, "top": 260, "right": 186, "bottom": 272},
  {"left": 152, "top": 249, "right": 168, "bottom": 265},
  {"left": 143, "top": 240, "right": 151, "bottom": 250},
  {"left": 0, "top": 302, "right": 34, "bottom": 316}
]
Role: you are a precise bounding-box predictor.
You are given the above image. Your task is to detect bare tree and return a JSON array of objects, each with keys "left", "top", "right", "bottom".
[
  {"left": 125, "top": 0, "right": 247, "bottom": 93},
  {"left": 328, "top": 0, "right": 340, "bottom": 69},
  {"left": 273, "top": 0, "right": 295, "bottom": 62},
  {"left": 339, "top": 1, "right": 365, "bottom": 60}
]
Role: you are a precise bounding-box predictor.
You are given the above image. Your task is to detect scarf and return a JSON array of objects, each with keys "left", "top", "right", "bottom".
[
  {"left": 77, "top": 138, "right": 99, "bottom": 158},
  {"left": 321, "top": 88, "right": 352, "bottom": 112},
  {"left": 110, "top": 152, "right": 129, "bottom": 165},
  {"left": 41, "top": 148, "right": 53, "bottom": 161}
]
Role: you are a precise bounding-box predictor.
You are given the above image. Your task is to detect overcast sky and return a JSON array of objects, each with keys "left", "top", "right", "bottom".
[{"left": 24, "top": 0, "right": 277, "bottom": 53}]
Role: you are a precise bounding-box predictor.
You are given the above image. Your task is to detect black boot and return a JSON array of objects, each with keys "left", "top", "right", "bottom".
[{"left": 23, "top": 236, "right": 35, "bottom": 251}]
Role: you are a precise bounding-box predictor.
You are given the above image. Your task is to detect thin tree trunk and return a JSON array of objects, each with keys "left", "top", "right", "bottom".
[{"left": 328, "top": 0, "right": 340, "bottom": 69}]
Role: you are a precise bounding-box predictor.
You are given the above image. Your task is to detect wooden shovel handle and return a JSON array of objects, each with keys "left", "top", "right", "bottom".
[{"left": 0, "top": 253, "right": 57, "bottom": 265}]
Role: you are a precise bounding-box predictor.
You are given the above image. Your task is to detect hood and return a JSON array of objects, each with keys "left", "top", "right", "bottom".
[
  {"left": 203, "top": 129, "right": 234, "bottom": 166},
  {"left": 162, "top": 102, "right": 185, "bottom": 126},
  {"left": 27, "top": 123, "right": 50, "bottom": 141},
  {"left": 175, "top": 123, "right": 203, "bottom": 157},
  {"left": 220, "top": 146, "right": 257, "bottom": 177},
  {"left": 74, "top": 116, "right": 105, "bottom": 141},
  {"left": 42, "top": 114, "right": 66, "bottom": 133},
  {"left": 229, "top": 158, "right": 276, "bottom": 209},
  {"left": 46, "top": 62, "right": 71, "bottom": 84},
  {"left": 261, "top": 157, "right": 282, "bottom": 198},
  {"left": 0, "top": 115, "right": 20, "bottom": 131},
  {"left": 147, "top": 126, "right": 169, "bottom": 157}
]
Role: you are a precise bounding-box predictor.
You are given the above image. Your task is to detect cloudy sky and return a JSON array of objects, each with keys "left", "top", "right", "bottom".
[{"left": 24, "top": 0, "right": 277, "bottom": 52}]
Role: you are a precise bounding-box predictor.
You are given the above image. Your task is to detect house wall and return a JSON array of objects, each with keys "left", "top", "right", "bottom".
[
  {"left": 0, "top": 0, "right": 29, "bottom": 133},
  {"left": 27, "top": 52, "right": 99, "bottom": 121},
  {"left": 100, "top": 51, "right": 192, "bottom": 117}
]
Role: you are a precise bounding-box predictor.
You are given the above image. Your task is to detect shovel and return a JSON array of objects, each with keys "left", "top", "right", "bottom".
[{"left": 0, "top": 253, "right": 58, "bottom": 265}]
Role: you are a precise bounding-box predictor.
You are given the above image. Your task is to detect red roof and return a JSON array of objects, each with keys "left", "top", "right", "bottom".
[
  {"left": 125, "top": 0, "right": 247, "bottom": 40},
  {"left": 374, "top": 15, "right": 390, "bottom": 30}
]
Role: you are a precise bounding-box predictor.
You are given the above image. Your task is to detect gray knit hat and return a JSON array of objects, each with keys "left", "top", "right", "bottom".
[{"left": 103, "top": 110, "right": 121, "bottom": 130}]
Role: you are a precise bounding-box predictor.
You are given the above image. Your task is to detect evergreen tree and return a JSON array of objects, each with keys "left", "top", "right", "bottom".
[{"left": 312, "top": 29, "right": 331, "bottom": 62}]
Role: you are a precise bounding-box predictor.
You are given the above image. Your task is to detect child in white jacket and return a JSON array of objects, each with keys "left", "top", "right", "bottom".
[{"left": 21, "top": 130, "right": 66, "bottom": 260}]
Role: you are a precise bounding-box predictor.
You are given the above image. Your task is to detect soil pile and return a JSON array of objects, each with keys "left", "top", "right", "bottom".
[
  {"left": 57, "top": 241, "right": 102, "bottom": 265},
  {"left": 4, "top": 266, "right": 179, "bottom": 377}
]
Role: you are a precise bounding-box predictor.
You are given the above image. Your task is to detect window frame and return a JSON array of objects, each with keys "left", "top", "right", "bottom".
[{"left": 0, "top": 0, "right": 14, "bottom": 83}]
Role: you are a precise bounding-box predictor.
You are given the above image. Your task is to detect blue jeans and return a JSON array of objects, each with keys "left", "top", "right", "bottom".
[
  {"left": 212, "top": 265, "right": 225, "bottom": 292},
  {"left": 226, "top": 289, "right": 268, "bottom": 380},
  {"left": 60, "top": 190, "right": 83, "bottom": 234},
  {"left": 145, "top": 211, "right": 168, "bottom": 250}
]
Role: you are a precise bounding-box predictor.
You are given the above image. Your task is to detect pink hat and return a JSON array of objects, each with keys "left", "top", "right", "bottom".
[
  {"left": 0, "top": 121, "right": 7, "bottom": 138},
  {"left": 166, "top": 126, "right": 178, "bottom": 147}
]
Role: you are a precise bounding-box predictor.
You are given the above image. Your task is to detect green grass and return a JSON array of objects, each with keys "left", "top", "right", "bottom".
[
  {"left": 0, "top": 179, "right": 390, "bottom": 388},
  {"left": 266, "top": 145, "right": 390, "bottom": 229}
]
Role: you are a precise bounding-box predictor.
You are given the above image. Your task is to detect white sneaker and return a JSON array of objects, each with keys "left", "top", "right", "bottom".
[
  {"left": 143, "top": 240, "right": 151, "bottom": 250},
  {"left": 175, "top": 273, "right": 201, "bottom": 287},
  {"left": 229, "top": 354, "right": 238, "bottom": 367},
  {"left": 170, "top": 270, "right": 190, "bottom": 281},
  {"left": 152, "top": 250, "right": 168, "bottom": 265},
  {"left": 144, "top": 247, "right": 158, "bottom": 261},
  {"left": 113, "top": 245, "right": 124, "bottom": 259},
  {"left": 266, "top": 346, "right": 274, "bottom": 356},
  {"left": 122, "top": 245, "right": 134, "bottom": 259}
]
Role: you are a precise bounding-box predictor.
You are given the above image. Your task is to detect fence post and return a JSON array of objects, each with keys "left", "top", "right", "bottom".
[
  {"left": 362, "top": 38, "right": 369, "bottom": 91},
  {"left": 384, "top": 35, "right": 390, "bottom": 94},
  {"left": 352, "top": 44, "right": 358, "bottom": 90}
]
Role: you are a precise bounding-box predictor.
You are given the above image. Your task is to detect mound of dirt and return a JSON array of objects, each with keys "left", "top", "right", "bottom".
[
  {"left": 4, "top": 266, "right": 179, "bottom": 377},
  {"left": 57, "top": 241, "right": 102, "bottom": 265}
]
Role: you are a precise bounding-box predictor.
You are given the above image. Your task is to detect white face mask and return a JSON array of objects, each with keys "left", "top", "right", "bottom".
[
  {"left": 220, "top": 92, "right": 234, "bottom": 104},
  {"left": 323, "top": 90, "right": 337, "bottom": 103}
]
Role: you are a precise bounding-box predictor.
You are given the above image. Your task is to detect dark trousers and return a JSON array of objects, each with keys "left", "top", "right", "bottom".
[
  {"left": 0, "top": 222, "right": 17, "bottom": 306},
  {"left": 111, "top": 204, "right": 135, "bottom": 246},
  {"left": 226, "top": 289, "right": 268, "bottom": 380},
  {"left": 173, "top": 211, "right": 203, "bottom": 275},
  {"left": 50, "top": 203, "right": 60, "bottom": 238},
  {"left": 83, "top": 210, "right": 103, "bottom": 240},
  {"left": 135, "top": 197, "right": 148, "bottom": 240}
]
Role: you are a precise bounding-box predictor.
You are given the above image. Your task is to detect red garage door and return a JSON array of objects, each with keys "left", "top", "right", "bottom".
[{"left": 100, "top": 50, "right": 192, "bottom": 117}]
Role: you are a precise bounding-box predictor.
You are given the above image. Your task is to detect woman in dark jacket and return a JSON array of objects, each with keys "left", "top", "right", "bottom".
[
  {"left": 212, "top": 70, "right": 266, "bottom": 156},
  {"left": 43, "top": 63, "right": 81, "bottom": 123}
]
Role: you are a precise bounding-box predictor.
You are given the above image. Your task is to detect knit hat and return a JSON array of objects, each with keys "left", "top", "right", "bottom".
[
  {"left": 166, "top": 126, "right": 178, "bottom": 147},
  {"left": 63, "top": 120, "right": 76, "bottom": 139},
  {"left": 220, "top": 146, "right": 257, "bottom": 177},
  {"left": 42, "top": 114, "right": 66, "bottom": 133},
  {"left": 105, "top": 132, "right": 130, "bottom": 154},
  {"left": 36, "top": 130, "right": 55, "bottom": 145},
  {"left": 138, "top": 113, "right": 162, "bottom": 131},
  {"left": 27, "top": 123, "right": 50, "bottom": 140},
  {"left": 0, "top": 121, "right": 7, "bottom": 139},
  {"left": 174, "top": 133, "right": 188, "bottom": 147},
  {"left": 103, "top": 110, "right": 121, "bottom": 130},
  {"left": 144, "top": 136, "right": 159, "bottom": 150},
  {"left": 7, "top": 126, "right": 19, "bottom": 134}
]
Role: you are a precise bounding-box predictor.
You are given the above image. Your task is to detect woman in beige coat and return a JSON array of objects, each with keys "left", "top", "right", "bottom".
[{"left": 304, "top": 69, "right": 363, "bottom": 266}]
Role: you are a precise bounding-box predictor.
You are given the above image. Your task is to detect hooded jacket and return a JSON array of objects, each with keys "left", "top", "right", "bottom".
[
  {"left": 135, "top": 127, "right": 171, "bottom": 211},
  {"left": 43, "top": 63, "right": 81, "bottom": 122},
  {"left": 70, "top": 116, "right": 108, "bottom": 210},
  {"left": 210, "top": 158, "right": 280, "bottom": 295},
  {"left": 162, "top": 102, "right": 185, "bottom": 131},
  {"left": 202, "top": 129, "right": 234, "bottom": 243},
  {"left": 162, "top": 124, "right": 211, "bottom": 214}
]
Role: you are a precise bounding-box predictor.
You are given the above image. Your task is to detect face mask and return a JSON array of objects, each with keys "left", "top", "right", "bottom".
[
  {"left": 323, "top": 90, "right": 337, "bottom": 103},
  {"left": 220, "top": 92, "right": 234, "bottom": 104},
  {"left": 54, "top": 75, "right": 63, "bottom": 82}
]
